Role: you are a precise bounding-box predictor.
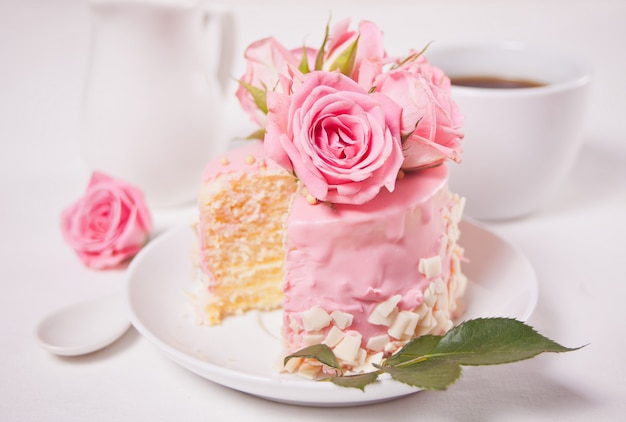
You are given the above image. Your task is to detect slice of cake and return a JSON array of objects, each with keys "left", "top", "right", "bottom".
[
  {"left": 194, "top": 142, "right": 297, "bottom": 325},
  {"left": 192, "top": 141, "right": 466, "bottom": 376}
]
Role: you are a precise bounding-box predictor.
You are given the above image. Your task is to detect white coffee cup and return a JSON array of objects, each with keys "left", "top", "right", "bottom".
[{"left": 426, "top": 41, "right": 591, "bottom": 220}]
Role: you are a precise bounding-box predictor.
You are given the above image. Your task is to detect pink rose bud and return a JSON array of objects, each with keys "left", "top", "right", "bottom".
[
  {"left": 379, "top": 53, "right": 464, "bottom": 170},
  {"left": 61, "top": 172, "right": 153, "bottom": 269}
]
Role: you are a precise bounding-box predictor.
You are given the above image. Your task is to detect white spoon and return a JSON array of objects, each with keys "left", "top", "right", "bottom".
[{"left": 36, "top": 292, "right": 130, "bottom": 356}]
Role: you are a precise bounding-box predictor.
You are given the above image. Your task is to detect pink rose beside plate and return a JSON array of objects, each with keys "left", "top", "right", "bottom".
[{"left": 61, "top": 172, "right": 152, "bottom": 270}]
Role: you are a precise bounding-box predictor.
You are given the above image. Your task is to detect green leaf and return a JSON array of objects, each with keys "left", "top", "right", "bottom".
[
  {"left": 314, "top": 19, "right": 331, "bottom": 71},
  {"left": 237, "top": 80, "right": 268, "bottom": 114},
  {"left": 298, "top": 46, "right": 311, "bottom": 74},
  {"left": 425, "top": 318, "right": 583, "bottom": 366},
  {"left": 401, "top": 117, "right": 422, "bottom": 144},
  {"left": 393, "top": 41, "right": 433, "bottom": 69},
  {"left": 385, "top": 334, "right": 441, "bottom": 367},
  {"left": 283, "top": 318, "right": 584, "bottom": 392},
  {"left": 284, "top": 344, "right": 342, "bottom": 371},
  {"left": 328, "top": 35, "right": 359, "bottom": 76},
  {"left": 244, "top": 128, "right": 266, "bottom": 140},
  {"left": 329, "top": 371, "right": 380, "bottom": 391},
  {"left": 382, "top": 359, "right": 462, "bottom": 390}
]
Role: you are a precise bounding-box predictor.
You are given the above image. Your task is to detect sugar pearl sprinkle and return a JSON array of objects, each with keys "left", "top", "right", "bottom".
[
  {"left": 305, "top": 193, "right": 318, "bottom": 205},
  {"left": 220, "top": 156, "right": 229, "bottom": 166},
  {"left": 244, "top": 154, "right": 256, "bottom": 165},
  {"left": 299, "top": 184, "right": 319, "bottom": 205}
]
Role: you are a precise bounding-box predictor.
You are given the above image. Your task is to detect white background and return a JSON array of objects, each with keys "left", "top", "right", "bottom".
[{"left": 1, "top": 0, "right": 625, "bottom": 420}]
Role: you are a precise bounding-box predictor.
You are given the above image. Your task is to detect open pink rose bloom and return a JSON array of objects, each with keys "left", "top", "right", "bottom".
[
  {"left": 265, "top": 71, "right": 404, "bottom": 205},
  {"left": 237, "top": 18, "right": 464, "bottom": 205},
  {"left": 61, "top": 172, "right": 152, "bottom": 269}
]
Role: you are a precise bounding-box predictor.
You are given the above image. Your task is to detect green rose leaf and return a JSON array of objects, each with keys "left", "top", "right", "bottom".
[
  {"left": 329, "top": 371, "right": 380, "bottom": 391},
  {"left": 381, "top": 359, "right": 462, "bottom": 390},
  {"left": 385, "top": 334, "right": 441, "bottom": 367},
  {"left": 328, "top": 36, "right": 359, "bottom": 76},
  {"left": 237, "top": 80, "right": 268, "bottom": 114},
  {"left": 393, "top": 41, "right": 432, "bottom": 70},
  {"left": 244, "top": 128, "right": 266, "bottom": 141},
  {"left": 284, "top": 344, "right": 342, "bottom": 371},
  {"left": 424, "top": 318, "right": 583, "bottom": 366},
  {"left": 314, "top": 20, "right": 331, "bottom": 71},
  {"left": 298, "top": 45, "right": 311, "bottom": 74},
  {"left": 283, "top": 318, "right": 584, "bottom": 392}
]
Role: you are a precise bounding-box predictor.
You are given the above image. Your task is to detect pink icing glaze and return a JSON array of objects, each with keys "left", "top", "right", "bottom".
[
  {"left": 196, "top": 142, "right": 461, "bottom": 358},
  {"left": 200, "top": 141, "right": 280, "bottom": 181},
  {"left": 282, "top": 164, "right": 453, "bottom": 351}
]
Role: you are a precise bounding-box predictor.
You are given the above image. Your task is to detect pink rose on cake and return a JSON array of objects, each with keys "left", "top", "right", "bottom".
[
  {"left": 61, "top": 172, "right": 152, "bottom": 269},
  {"left": 374, "top": 56, "right": 463, "bottom": 169},
  {"left": 236, "top": 19, "right": 464, "bottom": 204},
  {"left": 236, "top": 37, "right": 316, "bottom": 127},
  {"left": 236, "top": 18, "right": 388, "bottom": 129},
  {"left": 320, "top": 19, "right": 388, "bottom": 88},
  {"left": 265, "top": 71, "right": 404, "bottom": 205},
  {"left": 374, "top": 53, "right": 464, "bottom": 170}
]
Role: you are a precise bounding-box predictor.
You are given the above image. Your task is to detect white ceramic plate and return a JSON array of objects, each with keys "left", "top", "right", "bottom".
[{"left": 126, "top": 219, "right": 538, "bottom": 407}]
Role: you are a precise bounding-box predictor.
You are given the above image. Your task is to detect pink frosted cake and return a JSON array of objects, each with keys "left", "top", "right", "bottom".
[
  {"left": 193, "top": 18, "right": 467, "bottom": 377},
  {"left": 282, "top": 161, "right": 466, "bottom": 376},
  {"left": 193, "top": 142, "right": 466, "bottom": 376}
]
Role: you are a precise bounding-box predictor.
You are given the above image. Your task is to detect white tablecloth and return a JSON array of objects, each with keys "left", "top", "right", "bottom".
[{"left": 2, "top": 0, "right": 625, "bottom": 420}]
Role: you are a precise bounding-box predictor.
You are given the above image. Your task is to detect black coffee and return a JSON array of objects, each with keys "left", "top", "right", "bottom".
[{"left": 451, "top": 75, "right": 545, "bottom": 89}]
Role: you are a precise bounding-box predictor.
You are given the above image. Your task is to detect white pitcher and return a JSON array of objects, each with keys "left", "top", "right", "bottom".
[{"left": 81, "top": 0, "right": 235, "bottom": 208}]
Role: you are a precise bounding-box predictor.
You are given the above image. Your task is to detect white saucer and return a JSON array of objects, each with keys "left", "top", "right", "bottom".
[{"left": 126, "top": 220, "right": 538, "bottom": 407}]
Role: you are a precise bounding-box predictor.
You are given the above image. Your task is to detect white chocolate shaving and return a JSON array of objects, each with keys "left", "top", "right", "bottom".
[
  {"left": 323, "top": 326, "right": 344, "bottom": 348},
  {"left": 367, "top": 306, "right": 399, "bottom": 327},
  {"left": 302, "top": 333, "right": 324, "bottom": 346},
  {"left": 283, "top": 357, "right": 302, "bottom": 373},
  {"left": 352, "top": 353, "right": 382, "bottom": 375},
  {"left": 366, "top": 334, "right": 390, "bottom": 352},
  {"left": 418, "top": 256, "right": 442, "bottom": 279},
  {"left": 297, "top": 362, "right": 322, "bottom": 379},
  {"left": 354, "top": 348, "right": 367, "bottom": 366},
  {"left": 300, "top": 306, "right": 332, "bottom": 331},
  {"left": 368, "top": 295, "right": 402, "bottom": 326},
  {"left": 289, "top": 315, "right": 302, "bottom": 333},
  {"left": 330, "top": 310, "right": 353, "bottom": 329},
  {"left": 368, "top": 351, "right": 384, "bottom": 367},
  {"left": 423, "top": 284, "right": 437, "bottom": 308},
  {"left": 388, "top": 310, "right": 419, "bottom": 340},
  {"left": 333, "top": 334, "right": 362, "bottom": 363},
  {"left": 375, "top": 295, "right": 402, "bottom": 317}
]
